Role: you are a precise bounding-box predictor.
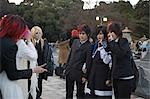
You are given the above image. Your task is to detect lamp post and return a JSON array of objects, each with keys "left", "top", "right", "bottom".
[{"left": 96, "top": 16, "right": 108, "bottom": 26}]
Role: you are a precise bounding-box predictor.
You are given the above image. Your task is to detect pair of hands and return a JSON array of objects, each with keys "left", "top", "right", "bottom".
[{"left": 32, "top": 63, "right": 47, "bottom": 73}]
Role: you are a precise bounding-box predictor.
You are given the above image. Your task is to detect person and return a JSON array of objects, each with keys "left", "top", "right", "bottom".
[
  {"left": 55, "top": 33, "right": 70, "bottom": 78},
  {"left": 1, "top": 28, "right": 38, "bottom": 99},
  {"left": 31, "top": 26, "right": 53, "bottom": 99},
  {"left": 64, "top": 24, "right": 92, "bottom": 99},
  {"left": 107, "top": 22, "right": 134, "bottom": 99},
  {"left": 85, "top": 26, "right": 112, "bottom": 99},
  {"left": 16, "top": 28, "right": 38, "bottom": 99},
  {"left": 0, "top": 14, "right": 47, "bottom": 99},
  {"left": 69, "top": 28, "right": 79, "bottom": 47}
]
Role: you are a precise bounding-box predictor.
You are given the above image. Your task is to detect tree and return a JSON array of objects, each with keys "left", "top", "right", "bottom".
[
  {"left": 134, "top": 0, "right": 149, "bottom": 38},
  {"left": 4, "top": 0, "right": 148, "bottom": 41}
]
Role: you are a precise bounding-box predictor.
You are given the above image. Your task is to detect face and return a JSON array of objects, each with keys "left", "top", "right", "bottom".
[
  {"left": 79, "top": 31, "right": 88, "bottom": 42},
  {"left": 34, "top": 30, "right": 43, "bottom": 40},
  {"left": 107, "top": 31, "right": 117, "bottom": 41},
  {"left": 97, "top": 31, "right": 104, "bottom": 41}
]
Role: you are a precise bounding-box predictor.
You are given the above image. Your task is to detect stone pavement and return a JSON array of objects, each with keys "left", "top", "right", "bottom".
[
  {"left": 41, "top": 75, "right": 66, "bottom": 99},
  {"left": 41, "top": 75, "right": 144, "bottom": 99}
]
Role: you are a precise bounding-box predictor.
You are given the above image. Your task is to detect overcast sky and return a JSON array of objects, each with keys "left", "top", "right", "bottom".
[
  {"left": 82, "top": 0, "right": 139, "bottom": 9},
  {"left": 8, "top": 0, "right": 139, "bottom": 9}
]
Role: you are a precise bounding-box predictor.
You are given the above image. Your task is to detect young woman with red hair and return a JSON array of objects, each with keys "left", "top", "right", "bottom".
[{"left": 0, "top": 14, "right": 47, "bottom": 99}]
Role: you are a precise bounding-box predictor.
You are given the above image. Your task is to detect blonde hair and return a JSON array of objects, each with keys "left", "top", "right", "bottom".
[
  {"left": 31, "top": 26, "right": 44, "bottom": 50},
  {"left": 31, "top": 26, "right": 43, "bottom": 37}
]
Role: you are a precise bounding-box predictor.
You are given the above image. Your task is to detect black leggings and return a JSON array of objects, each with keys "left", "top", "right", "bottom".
[{"left": 113, "top": 79, "right": 133, "bottom": 99}]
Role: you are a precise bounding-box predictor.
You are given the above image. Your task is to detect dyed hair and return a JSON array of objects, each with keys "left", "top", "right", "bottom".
[
  {"left": 22, "top": 26, "right": 30, "bottom": 39},
  {"left": 96, "top": 25, "right": 107, "bottom": 39},
  {"left": 71, "top": 29, "right": 79, "bottom": 38},
  {"left": 0, "top": 14, "right": 27, "bottom": 42},
  {"left": 31, "top": 26, "right": 43, "bottom": 37},
  {"left": 107, "top": 22, "right": 122, "bottom": 38}
]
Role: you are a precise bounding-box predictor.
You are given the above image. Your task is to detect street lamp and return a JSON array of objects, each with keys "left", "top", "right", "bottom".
[
  {"left": 95, "top": 16, "right": 108, "bottom": 26},
  {"left": 96, "top": 16, "right": 100, "bottom": 21},
  {"left": 103, "top": 17, "right": 108, "bottom": 22}
]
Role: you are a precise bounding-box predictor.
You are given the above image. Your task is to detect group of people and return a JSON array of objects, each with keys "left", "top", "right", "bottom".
[
  {"left": 64, "top": 23, "right": 136, "bottom": 99},
  {"left": 0, "top": 14, "right": 136, "bottom": 99},
  {"left": 0, "top": 14, "right": 53, "bottom": 99}
]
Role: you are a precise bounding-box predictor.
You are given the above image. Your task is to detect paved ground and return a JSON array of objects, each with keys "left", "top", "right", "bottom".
[
  {"left": 40, "top": 47, "right": 145, "bottom": 99},
  {"left": 41, "top": 75, "right": 66, "bottom": 99},
  {"left": 41, "top": 75, "right": 144, "bottom": 99}
]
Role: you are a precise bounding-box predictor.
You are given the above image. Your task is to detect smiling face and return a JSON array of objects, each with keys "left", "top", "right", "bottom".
[{"left": 79, "top": 31, "right": 88, "bottom": 42}]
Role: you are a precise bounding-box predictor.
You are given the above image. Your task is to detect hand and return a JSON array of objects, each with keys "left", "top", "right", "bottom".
[
  {"left": 99, "top": 39, "right": 102, "bottom": 43},
  {"left": 82, "top": 77, "right": 87, "bottom": 84},
  {"left": 105, "top": 80, "right": 112, "bottom": 87},
  {"left": 82, "top": 68, "right": 87, "bottom": 74},
  {"left": 32, "top": 63, "right": 47, "bottom": 73}
]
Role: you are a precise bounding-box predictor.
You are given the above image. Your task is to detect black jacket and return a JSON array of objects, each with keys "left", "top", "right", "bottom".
[
  {"left": 65, "top": 39, "right": 92, "bottom": 81},
  {"left": 0, "top": 37, "right": 32, "bottom": 80},
  {"left": 35, "top": 39, "right": 53, "bottom": 80},
  {"left": 108, "top": 38, "right": 134, "bottom": 79}
]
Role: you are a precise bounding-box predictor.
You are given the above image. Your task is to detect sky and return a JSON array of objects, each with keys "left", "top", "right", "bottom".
[
  {"left": 8, "top": 0, "right": 24, "bottom": 5},
  {"left": 8, "top": 0, "right": 139, "bottom": 9},
  {"left": 82, "top": 0, "right": 139, "bottom": 9}
]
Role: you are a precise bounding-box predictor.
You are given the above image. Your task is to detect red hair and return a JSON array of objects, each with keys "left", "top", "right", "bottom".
[
  {"left": 71, "top": 29, "right": 79, "bottom": 38},
  {"left": 22, "top": 26, "right": 30, "bottom": 39},
  {"left": 0, "top": 14, "right": 27, "bottom": 42}
]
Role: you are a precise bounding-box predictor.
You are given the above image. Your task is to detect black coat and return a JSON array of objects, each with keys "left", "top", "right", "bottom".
[
  {"left": 35, "top": 39, "right": 53, "bottom": 80},
  {"left": 65, "top": 39, "right": 92, "bottom": 82},
  {"left": 88, "top": 51, "right": 111, "bottom": 90},
  {"left": 0, "top": 37, "right": 32, "bottom": 80},
  {"left": 86, "top": 42, "right": 112, "bottom": 96},
  {"left": 108, "top": 38, "right": 134, "bottom": 79}
]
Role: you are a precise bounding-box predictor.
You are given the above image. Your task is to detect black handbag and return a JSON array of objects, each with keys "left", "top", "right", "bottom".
[
  {"left": 131, "top": 58, "right": 139, "bottom": 92},
  {"left": 55, "top": 67, "right": 64, "bottom": 76}
]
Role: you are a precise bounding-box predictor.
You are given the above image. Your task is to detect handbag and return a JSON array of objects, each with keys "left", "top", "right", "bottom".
[
  {"left": 131, "top": 57, "right": 139, "bottom": 92},
  {"left": 55, "top": 67, "right": 64, "bottom": 76}
]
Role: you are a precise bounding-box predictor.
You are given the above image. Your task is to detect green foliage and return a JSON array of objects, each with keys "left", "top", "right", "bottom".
[
  {"left": 134, "top": 0, "right": 149, "bottom": 38},
  {"left": 134, "top": 0, "right": 149, "bottom": 19},
  {"left": 3, "top": 0, "right": 149, "bottom": 41}
]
